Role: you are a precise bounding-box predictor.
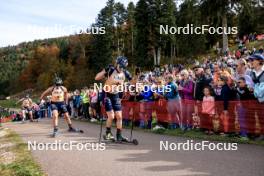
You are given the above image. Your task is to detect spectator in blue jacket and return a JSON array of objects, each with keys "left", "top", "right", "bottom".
[
  {"left": 72, "top": 90, "right": 81, "bottom": 118},
  {"left": 164, "top": 75, "right": 182, "bottom": 129}
]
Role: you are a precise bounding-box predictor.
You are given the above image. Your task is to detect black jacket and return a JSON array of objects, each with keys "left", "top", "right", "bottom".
[
  {"left": 236, "top": 87, "right": 255, "bottom": 100},
  {"left": 215, "top": 84, "right": 231, "bottom": 110},
  {"left": 194, "top": 74, "right": 211, "bottom": 101}
]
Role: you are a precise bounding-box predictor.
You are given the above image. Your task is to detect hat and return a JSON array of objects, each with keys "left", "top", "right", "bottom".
[
  {"left": 248, "top": 54, "right": 264, "bottom": 61},
  {"left": 116, "top": 56, "right": 128, "bottom": 69}
]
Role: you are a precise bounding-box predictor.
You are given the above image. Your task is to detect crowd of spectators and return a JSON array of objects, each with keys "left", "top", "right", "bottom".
[{"left": 16, "top": 40, "right": 264, "bottom": 141}]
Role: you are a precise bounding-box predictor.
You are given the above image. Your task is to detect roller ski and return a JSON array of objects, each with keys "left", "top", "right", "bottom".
[
  {"left": 116, "top": 133, "right": 138, "bottom": 145},
  {"left": 51, "top": 130, "right": 59, "bottom": 138},
  {"left": 103, "top": 132, "right": 138, "bottom": 145},
  {"left": 68, "top": 127, "right": 84, "bottom": 133}
]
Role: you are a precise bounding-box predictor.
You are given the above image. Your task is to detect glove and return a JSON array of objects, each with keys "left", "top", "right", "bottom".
[
  {"left": 104, "top": 64, "right": 115, "bottom": 77},
  {"left": 124, "top": 70, "right": 132, "bottom": 81}
]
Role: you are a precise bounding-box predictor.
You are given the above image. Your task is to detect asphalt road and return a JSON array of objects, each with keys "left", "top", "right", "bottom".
[{"left": 3, "top": 118, "right": 264, "bottom": 176}]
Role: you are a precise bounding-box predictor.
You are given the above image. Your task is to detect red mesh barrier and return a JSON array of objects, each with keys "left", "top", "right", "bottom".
[{"left": 101, "top": 99, "right": 264, "bottom": 134}]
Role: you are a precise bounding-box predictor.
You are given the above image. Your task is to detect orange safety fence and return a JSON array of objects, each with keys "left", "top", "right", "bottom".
[{"left": 101, "top": 99, "right": 264, "bottom": 134}]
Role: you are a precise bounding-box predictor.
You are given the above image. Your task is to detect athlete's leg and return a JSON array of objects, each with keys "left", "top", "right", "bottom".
[
  {"left": 112, "top": 94, "right": 126, "bottom": 141},
  {"left": 28, "top": 111, "right": 34, "bottom": 122},
  {"left": 52, "top": 110, "right": 59, "bottom": 128},
  {"left": 50, "top": 108, "right": 59, "bottom": 136},
  {"left": 22, "top": 110, "right": 26, "bottom": 122},
  {"left": 102, "top": 110, "right": 114, "bottom": 139},
  {"left": 115, "top": 111, "right": 122, "bottom": 129},
  {"left": 57, "top": 103, "right": 75, "bottom": 130},
  {"left": 64, "top": 112, "right": 73, "bottom": 128},
  {"left": 104, "top": 96, "right": 115, "bottom": 136}
]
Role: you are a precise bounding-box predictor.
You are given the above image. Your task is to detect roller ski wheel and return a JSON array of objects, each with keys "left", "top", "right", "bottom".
[{"left": 132, "top": 139, "right": 139, "bottom": 145}]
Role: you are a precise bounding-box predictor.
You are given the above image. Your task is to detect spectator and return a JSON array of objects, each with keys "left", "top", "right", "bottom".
[
  {"left": 193, "top": 66, "right": 211, "bottom": 101},
  {"left": 178, "top": 69, "right": 194, "bottom": 130},
  {"left": 214, "top": 76, "right": 231, "bottom": 112},
  {"left": 178, "top": 69, "right": 194, "bottom": 100},
  {"left": 236, "top": 77, "right": 255, "bottom": 140},
  {"left": 73, "top": 90, "right": 81, "bottom": 118},
  {"left": 81, "top": 87, "right": 90, "bottom": 120},
  {"left": 164, "top": 75, "right": 182, "bottom": 129},
  {"left": 201, "top": 87, "right": 215, "bottom": 135},
  {"left": 249, "top": 54, "right": 264, "bottom": 140},
  {"left": 90, "top": 88, "right": 98, "bottom": 122}
]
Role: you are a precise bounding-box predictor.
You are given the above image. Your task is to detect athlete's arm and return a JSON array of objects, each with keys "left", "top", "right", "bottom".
[
  {"left": 95, "top": 69, "right": 106, "bottom": 81},
  {"left": 29, "top": 98, "right": 33, "bottom": 107},
  {"left": 16, "top": 98, "right": 24, "bottom": 105},
  {"left": 40, "top": 87, "right": 53, "bottom": 100},
  {"left": 62, "top": 86, "right": 68, "bottom": 104}
]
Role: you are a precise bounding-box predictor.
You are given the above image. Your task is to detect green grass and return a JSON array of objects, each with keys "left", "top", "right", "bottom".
[
  {"left": 0, "top": 99, "right": 19, "bottom": 109},
  {"left": 0, "top": 128, "right": 44, "bottom": 176},
  {"left": 195, "top": 40, "right": 264, "bottom": 63},
  {"left": 155, "top": 128, "right": 264, "bottom": 145},
  {"left": 0, "top": 97, "right": 40, "bottom": 109}
]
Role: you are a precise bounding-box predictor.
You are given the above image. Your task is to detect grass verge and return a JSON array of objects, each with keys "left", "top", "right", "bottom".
[
  {"left": 156, "top": 128, "right": 264, "bottom": 145},
  {"left": 0, "top": 128, "right": 44, "bottom": 176},
  {"left": 0, "top": 100, "right": 19, "bottom": 109}
]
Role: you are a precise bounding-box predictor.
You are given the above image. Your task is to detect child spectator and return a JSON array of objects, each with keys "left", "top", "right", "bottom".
[
  {"left": 202, "top": 87, "right": 215, "bottom": 135},
  {"left": 90, "top": 88, "right": 98, "bottom": 122}
]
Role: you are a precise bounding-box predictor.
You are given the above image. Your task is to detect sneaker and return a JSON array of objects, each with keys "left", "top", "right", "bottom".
[
  {"left": 90, "top": 118, "right": 98, "bottom": 123},
  {"left": 116, "top": 134, "right": 128, "bottom": 142},
  {"left": 52, "top": 130, "right": 59, "bottom": 137},
  {"left": 104, "top": 132, "right": 115, "bottom": 140},
  {"left": 152, "top": 125, "right": 166, "bottom": 133}
]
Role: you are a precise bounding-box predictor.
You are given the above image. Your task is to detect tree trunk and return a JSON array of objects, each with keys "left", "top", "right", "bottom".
[
  {"left": 222, "top": 13, "right": 228, "bottom": 54},
  {"left": 157, "top": 47, "right": 161, "bottom": 66},
  {"left": 131, "top": 31, "right": 134, "bottom": 57},
  {"left": 170, "top": 43, "right": 173, "bottom": 64},
  {"left": 117, "top": 39, "right": 120, "bottom": 55},
  {"left": 153, "top": 48, "right": 157, "bottom": 66}
]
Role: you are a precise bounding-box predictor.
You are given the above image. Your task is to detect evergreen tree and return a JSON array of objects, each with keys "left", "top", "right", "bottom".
[
  {"left": 124, "top": 2, "right": 136, "bottom": 65},
  {"left": 90, "top": 0, "right": 115, "bottom": 71},
  {"left": 134, "top": 0, "right": 152, "bottom": 67}
]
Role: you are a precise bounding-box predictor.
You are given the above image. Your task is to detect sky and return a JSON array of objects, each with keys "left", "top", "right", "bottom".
[{"left": 0, "top": 0, "right": 138, "bottom": 47}]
